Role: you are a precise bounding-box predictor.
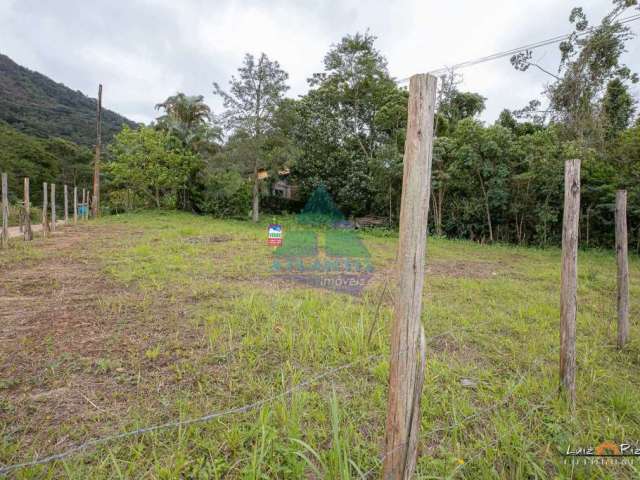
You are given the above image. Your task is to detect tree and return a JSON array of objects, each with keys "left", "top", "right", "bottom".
[
  {"left": 154, "top": 93, "right": 221, "bottom": 209},
  {"left": 451, "top": 120, "right": 515, "bottom": 243},
  {"left": 431, "top": 71, "right": 486, "bottom": 235},
  {"left": 602, "top": 78, "right": 636, "bottom": 140},
  {"left": 512, "top": 0, "right": 639, "bottom": 149},
  {"left": 155, "top": 93, "right": 211, "bottom": 130},
  {"left": 106, "top": 125, "right": 199, "bottom": 209},
  {"left": 291, "top": 32, "right": 407, "bottom": 217},
  {"left": 214, "top": 53, "right": 289, "bottom": 222}
]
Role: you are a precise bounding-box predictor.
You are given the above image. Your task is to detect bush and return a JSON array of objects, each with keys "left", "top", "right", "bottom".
[
  {"left": 195, "top": 171, "right": 251, "bottom": 218},
  {"left": 261, "top": 195, "right": 305, "bottom": 215},
  {"left": 7, "top": 203, "right": 43, "bottom": 227}
]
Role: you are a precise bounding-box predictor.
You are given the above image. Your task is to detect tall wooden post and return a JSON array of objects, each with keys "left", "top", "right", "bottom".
[
  {"left": 383, "top": 73, "right": 437, "bottom": 480},
  {"left": 64, "top": 185, "right": 69, "bottom": 224},
  {"left": 615, "top": 190, "right": 630, "bottom": 349},
  {"left": 24, "top": 178, "right": 32, "bottom": 241},
  {"left": 559, "top": 159, "right": 580, "bottom": 410},
  {"left": 50, "top": 183, "right": 56, "bottom": 231},
  {"left": 42, "top": 182, "right": 49, "bottom": 237},
  {"left": 1, "top": 173, "right": 8, "bottom": 249},
  {"left": 92, "top": 84, "right": 102, "bottom": 217},
  {"left": 74, "top": 186, "right": 78, "bottom": 224}
]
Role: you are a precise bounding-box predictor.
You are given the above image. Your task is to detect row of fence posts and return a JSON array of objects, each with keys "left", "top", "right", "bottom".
[
  {"left": 558, "top": 160, "right": 631, "bottom": 411},
  {"left": 1, "top": 173, "right": 92, "bottom": 248}
]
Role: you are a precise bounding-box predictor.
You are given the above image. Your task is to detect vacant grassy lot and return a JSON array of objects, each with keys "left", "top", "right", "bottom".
[{"left": 1, "top": 211, "right": 639, "bottom": 479}]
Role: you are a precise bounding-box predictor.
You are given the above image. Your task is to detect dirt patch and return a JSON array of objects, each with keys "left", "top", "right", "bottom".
[
  {"left": 0, "top": 224, "right": 210, "bottom": 452},
  {"left": 185, "top": 235, "right": 232, "bottom": 244},
  {"left": 427, "top": 260, "right": 505, "bottom": 279}
]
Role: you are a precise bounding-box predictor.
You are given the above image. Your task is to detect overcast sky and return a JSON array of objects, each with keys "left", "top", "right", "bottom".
[{"left": 1, "top": 0, "right": 638, "bottom": 124}]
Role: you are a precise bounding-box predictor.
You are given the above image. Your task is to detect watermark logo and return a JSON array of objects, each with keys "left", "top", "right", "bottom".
[
  {"left": 270, "top": 186, "right": 374, "bottom": 295},
  {"left": 564, "top": 441, "right": 640, "bottom": 466}
]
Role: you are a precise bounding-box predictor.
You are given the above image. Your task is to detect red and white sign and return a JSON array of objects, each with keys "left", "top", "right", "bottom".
[{"left": 267, "top": 224, "right": 283, "bottom": 246}]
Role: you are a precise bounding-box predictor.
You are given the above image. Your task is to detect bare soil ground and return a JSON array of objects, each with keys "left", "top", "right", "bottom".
[{"left": 0, "top": 225, "right": 208, "bottom": 451}]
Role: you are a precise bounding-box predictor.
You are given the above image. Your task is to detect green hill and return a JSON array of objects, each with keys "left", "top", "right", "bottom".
[
  {"left": 0, "top": 53, "right": 137, "bottom": 147},
  {"left": 0, "top": 120, "right": 93, "bottom": 203}
]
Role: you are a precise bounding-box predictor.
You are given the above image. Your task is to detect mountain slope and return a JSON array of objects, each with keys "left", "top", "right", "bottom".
[{"left": 0, "top": 53, "right": 137, "bottom": 147}]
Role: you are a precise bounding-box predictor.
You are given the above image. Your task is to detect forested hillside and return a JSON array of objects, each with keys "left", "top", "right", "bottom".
[
  {"left": 0, "top": 53, "right": 137, "bottom": 146},
  {"left": 0, "top": 120, "right": 93, "bottom": 202}
]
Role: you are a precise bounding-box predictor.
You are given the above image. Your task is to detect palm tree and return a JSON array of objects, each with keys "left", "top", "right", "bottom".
[{"left": 155, "top": 93, "right": 211, "bottom": 130}]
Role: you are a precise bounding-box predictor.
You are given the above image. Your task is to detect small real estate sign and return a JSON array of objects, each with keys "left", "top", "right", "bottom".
[{"left": 267, "top": 224, "right": 283, "bottom": 246}]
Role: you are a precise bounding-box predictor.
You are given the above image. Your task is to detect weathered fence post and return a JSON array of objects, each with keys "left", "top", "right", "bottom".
[
  {"left": 1, "top": 173, "right": 8, "bottom": 249},
  {"left": 64, "top": 184, "right": 69, "bottom": 224},
  {"left": 74, "top": 186, "right": 78, "bottom": 224},
  {"left": 42, "top": 182, "right": 49, "bottom": 237},
  {"left": 560, "top": 159, "right": 580, "bottom": 410},
  {"left": 24, "top": 178, "right": 32, "bottom": 241},
  {"left": 383, "top": 73, "right": 437, "bottom": 480},
  {"left": 50, "top": 183, "right": 56, "bottom": 231},
  {"left": 615, "top": 189, "right": 629, "bottom": 349},
  {"left": 82, "top": 188, "right": 86, "bottom": 220}
]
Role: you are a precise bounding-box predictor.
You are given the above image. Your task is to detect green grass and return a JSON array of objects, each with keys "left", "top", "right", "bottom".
[{"left": 1, "top": 210, "right": 639, "bottom": 479}]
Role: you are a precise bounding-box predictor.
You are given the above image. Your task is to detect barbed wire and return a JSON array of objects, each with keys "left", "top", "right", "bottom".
[{"left": 0, "top": 331, "right": 457, "bottom": 476}]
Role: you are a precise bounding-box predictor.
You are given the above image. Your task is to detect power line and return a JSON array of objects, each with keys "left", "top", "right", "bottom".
[{"left": 395, "top": 13, "right": 640, "bottom": 83}]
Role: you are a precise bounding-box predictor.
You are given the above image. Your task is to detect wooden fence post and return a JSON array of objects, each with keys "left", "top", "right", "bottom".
[
  {"left": 42, "top": 182, "right": 49, "bottom": 237},
  {"left": 1, "top": 173, "right": 8, "bottom": 249},
  {"left": 64, "top": 185, "right": 69, "bottom": 224},
  {"left": 24, "top": 178, "right": 32, "bottom": 241},
  {"left": 74, "top": 186, "right": 78, "bottom": 224},
  {"left": 50, "top": 183, "right": 56, "bottom": 231},
  {"left": 82, "top": 188, "right": 86, "bottom": 220},
  {"left": 615, "top": 189, "right": 630, "bottom": 349},
  {"left": 560, "top": 159, "right": 580, "bottom": 410},
  {"left": 383, "top": 73, "right": 437, "bottom": 480}
]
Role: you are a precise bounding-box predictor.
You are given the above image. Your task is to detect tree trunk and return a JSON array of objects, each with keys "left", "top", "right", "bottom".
[
  {"left": 155, "top": 186, "right": 160, "bottom": 208},
  {"left": 478, "top": 175, "right": 493, "bottom": 242},
  {"left": 431, "top": 190, "right": 443, "bottom": 236},
  {"left": 252, "top": 163, "right": 260, "bottom": 223}
]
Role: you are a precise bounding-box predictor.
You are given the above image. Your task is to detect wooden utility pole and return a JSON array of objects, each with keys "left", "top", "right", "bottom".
[
  {"left": 383, "top": 73, "right": 437, "bottom": 480},
  {"left": 1, "top": 173, "right": 8, "bottom": 249},
  {"left": 92, "top": 84, "right": 102, "bottom": 217},
  {"left": 559, "top": 159, "right": 580, "bottom": 410},
  {"left": 73, "top": 186, "right": 78, "bottom": 224},
  {"left": 24, "top": 178, "right": 32, "bottom": 241},
  {"left": 42, "top": 182, "right": 49, "bottom": 237},
  {"left": 615, "top": 189, "right": 630, "bottom": 349},
  {"left": 64, "top": 184, "right": 69, "bottom": 224},
  {"left": 50, "top": 183, "right": 56, "bottom": 231}
]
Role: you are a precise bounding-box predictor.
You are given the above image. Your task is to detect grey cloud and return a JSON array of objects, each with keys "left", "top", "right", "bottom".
[{"left": 1, "top": 0, "right": 637, "bottom": 124}]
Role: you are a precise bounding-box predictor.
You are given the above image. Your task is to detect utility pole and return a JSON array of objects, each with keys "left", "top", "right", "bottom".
[{"left": 92, "top": 84, "right": 102, "bottom": 217}]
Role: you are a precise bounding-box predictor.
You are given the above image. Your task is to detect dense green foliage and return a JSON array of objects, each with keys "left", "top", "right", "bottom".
[
  {"left": 0, "top": 54, "right": 137, "bottom": 146},
  {"left": 0, "top": 120, "right": 92, "bottom": 204},
  {"left": 106, "top": 126, "right": 201, "bottom": 210},
  {"left": 1, "top": 1, "right": 638, "bottom": 251}
]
